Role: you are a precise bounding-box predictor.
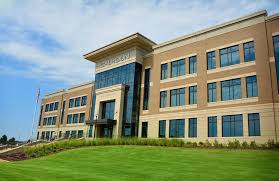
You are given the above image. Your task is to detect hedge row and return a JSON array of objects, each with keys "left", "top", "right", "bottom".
[{"left": 24, "top": 138, "right": 279, "bottom": 159}]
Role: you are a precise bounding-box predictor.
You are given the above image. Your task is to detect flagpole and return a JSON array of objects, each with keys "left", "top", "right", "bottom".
[{"left": 30, "top": 88, "right": 40, "bottom": 142}]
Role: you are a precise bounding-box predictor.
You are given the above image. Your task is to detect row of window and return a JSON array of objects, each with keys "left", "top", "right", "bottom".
[
  {"left": 45, "top": 102, "right": 59, "bottom": 112},
  {"left": 273, "top": 35, "right": 279, "bottom": 92},
  {"left": 43, "top": 116, "right": 57, "bottom": 126},
  {"left": 66, "top": 113, "right": 85, "bottom": 124},
  {"left": 152, "top": 113, "right": 260, "bottom": 138},
  {"left": 161, "top": 56, "right": 197, "bottom": 80},
  {"left": 69, "top": 96, "right": 87, "bottom": 108},
  {"left": 65, "top": 130, "right": 84, "bottom": 139},
  {"left": 160, "top": 41, "right": 255, "bottom": 80},
  {"left": 159, "top": 75, "right": 257, "bottom": 108}
]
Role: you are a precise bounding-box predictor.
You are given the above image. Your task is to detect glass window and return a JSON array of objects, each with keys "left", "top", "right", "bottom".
[
  {"left": 71, "top": 130, "right": 77, "bottom": 138},
  {"left": 69, "top": 99, "right": 74, "bottom": 108},
  {"left": 73, "top": 114, "right": 79, "bottom": 123},
  {"left": 160, "top": 91, "right": 167, "bottom": 108},
  {"left": 248, "top": 113, "right": 260, "bottom": 136},
  {"left": 246, "top": 75, "right": 258, "bottom": 97},
  {"left": 143, "top": 68, "right": 150, "bottom": 110},
  {"left": 189, "top": 118, "right": 197, "bottom": 138},
  {"left": 189, "top": 56, "right": 197, "bottom": 74},
  {"left": 67, "top": 114, "right": 72, "bottom": 124},
  {"left": 207, "top": 51, "right": 216, "bottom": 70},
  {"left": 273, "top": 36, "right": 279, "bottom": 92},
  {"left": 43, "top": 118, "right": 47, "bottom": 126},
  {"left": 189, "top": 86, "right": 197, "bottom": 104},
  {"left": 207, "top": 82, "right": 216, "bottom": 102},
  {"left": 221, "top": 78, "right": 241, "bottom": 101},
  {"left": 79, "top": 113, "right": 85, "bottom": 123},
  {"left": 161, "top": 63, "right": 168, "bottom": 80},
  {"left": 75, "top": 97, "right": 81, "bottom": 107},
  {"left": 244, "top": 41, "right": 255, "bottom": 62},
  {"left": 52, "top": 116, "right": 57, "bottom": 125},
  {"left": 54, "top": 102, "right": 59, "bottom": 110},
  {"left": 102, "top": 101, "right": 115, "bottom": 120},
  {"left": 61, "top": 100, "right": 66, "bottom": 124},
  {"left": 78, "top": 130, "right": 84, "bottom": 138},
  {"left": 222, "top": 114, "right": 243, "bottom": 137},
  {"left": 220, "top": 45, "right": 240, "bottom": 67},
  {"left": 45, "top": 104, "right": 49, "bottom": 112},
  {"left": 142, "top": 122, "right": 148, "bottom": 138},
  {"left": 49, "top": 103, "right": 54, "bottom": 111},
  {"left": 171, "top": 59, "right": 185, "bottom": 77},
  {"left": 170, "top": 88, "right": 185, "bottom": 107},
  {"left": 47, "top": 117, "right": 52, "bottom": 125},
  {"left": 169, "top": 119, "right": 185, "bottom": 138},
  {"left": 159, "top": 120, "right": 166, "bottom": 138},
  {"left": 65, "top": 131, "right": 70, "bottom": 139},
  {"left": 208, "top": 116, "right": 217, "bottom": 137},
  {"left": 81, "top": 96, "right": 87, "bottom": 106}
]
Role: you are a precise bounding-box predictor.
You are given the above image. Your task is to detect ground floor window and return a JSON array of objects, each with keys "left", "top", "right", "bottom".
[
  {"left": 159, "top": 120, "right": 166, "bottom": 138},
  {"left": 169, "top": 119, "right": 185, "bottom": 138},
  {"left": 78, "top": 130, "right": 84, "bottom": 138},
  {"left": 41, "top": 131, "right": 45, "bottom": 139},
  {"left": 208, "top": 116, "right": 217, "bottom": 137},
  {"left": 189, "top": 118, "right": 197, "bottom": 138},
  {"left": 222, "top": 114, "right": 243, "bottom": 137},
  {"left": 65, "top": 131, "right": 70, "bottom": 138},
  {"left": 248, "top": 113, "right": 261, "bottom": 136},
  {"left": 142, "top": 122, "right": 148, "bottom": 138}
]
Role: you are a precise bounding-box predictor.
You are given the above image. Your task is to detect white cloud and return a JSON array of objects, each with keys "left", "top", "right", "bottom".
[{"left": 0, "top": 0, "right": 278, "bottom": 85}]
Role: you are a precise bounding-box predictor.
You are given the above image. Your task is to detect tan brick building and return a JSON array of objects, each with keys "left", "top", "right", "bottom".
[
  {"left": 38, "top": 10, "right": 279, "bottom": 143},
  {"left": 37, "top": 81, "right": 94, "bottom": 140}
]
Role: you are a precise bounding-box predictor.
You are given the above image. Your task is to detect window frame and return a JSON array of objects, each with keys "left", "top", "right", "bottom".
[
  {"left": 189, "top": 118, "right": 197, "bottom": 138},
  {"left": 189, "top": 86, "right": 197, "bottom": 104},
  {"left": 244, "top": 41, "right": 255, "bottom": 62}
]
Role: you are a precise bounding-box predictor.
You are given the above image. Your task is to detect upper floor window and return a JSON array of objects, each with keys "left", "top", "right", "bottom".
[
  {"left": 207, "top": 82, "right": 216, "bottom": 102},
  {"left": 170, "top": 88, "right": 185, "bottom": 107},
  {"left": 49, "top": 103, "right": 54, "bottom": 111},
  {"left": 67, "top": 114, "right": 72, "bottom": 124},
  {"left": 169, "top": 119, "right": 185, "bottom": 138},
  {"left": 189, "top": 86, "right": 197, "bottom": 104},
  {"left": 221, "top": 78, "right": 241, "bottom": 101},
  {"left": 244, "top": 41, "right": 255, "bottom": 62},
  {"left": 248, "top": 113, "right": 260, "bottom": 136},
  {"left": 159, "top": 120, "right": 166, "bottom": 138},
  {"left": 171, "top": 59, "right": 185, "bottom": 78},
  {"left": 208, "top": 116, "right": 217, "bottom": 137},
  {"left": 189, "top": 118, "right": 197, "bottom": 138},
  {"left": 45, "top": 104, "right": 49, "bottom": 112},
  {"left": 69, "top": 99, "right": 74, "bottom": 108},
  {"left": 189, "top": 56, "right": 197, "bottom": 74},
  {"left": 54, "top": 102, "right": 59, "bottom": 110},
  {"left": 75, "top": 97, "right": 81, "bottom": 107},
  {"left": 143, "top": 68, "right": 150, "bottom": 110},
  {"left": 161, "top": 63, "right": 168, "bottom": 80},
  {"left": 246, "top": 75, "right": 258, "bottom": 97},
  {"left": 81, "top": 96, "right": 87, "bottom": 106},
  {"left": 73, "top": 114, "right": 79, "bottom": 123},
  {"left": 220, "top": 45, "right": 240, "bottom": 67},
  {"left": 160, "top": 91, "right": 167, "bottom": 108},
  {"left": 272, "top": 35, "right": 279, "bottom": 92},
  {"left": 222, "top": 114, "right": 243, "bottom": 137},
  {"left": 207, "top": 51, "right": 216, "bottom": 70},
  {"left": 52, "top": 116, "right": 57, "bottom": 125},
  {"left": 79, "top": 113, "right": 85, "bottom": 123}
]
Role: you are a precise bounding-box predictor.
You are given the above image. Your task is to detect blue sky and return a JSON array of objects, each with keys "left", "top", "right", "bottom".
[{"left": 0, "top": 0, "right": 279, "bottom": 140}]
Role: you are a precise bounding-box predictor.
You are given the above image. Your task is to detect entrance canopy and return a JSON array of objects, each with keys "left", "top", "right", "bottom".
[{"left": 86, "top": 118, "right": 116, "bottom": 125}]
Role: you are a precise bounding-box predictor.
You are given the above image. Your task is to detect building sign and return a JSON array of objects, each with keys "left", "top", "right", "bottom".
[{"left": 96, "top": 51, "right": 131, "bottom": 69}]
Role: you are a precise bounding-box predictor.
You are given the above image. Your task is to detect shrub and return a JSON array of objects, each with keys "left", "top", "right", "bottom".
[
  {"left": 267, "top": 139, "right": 275, "bottom": 148},
  {"left": 213, "top": 140, "right": 219, "bottom": 147},
  {"left": 204, "top": 140, "right": 212, "bottom": 147},
  {"left": 241, "top": 141, "right": 249, "bottom": 149},
  {"left": 250, "top": 141, "right": 257, "bottom": 148},
  {"left": 228, "top": 140, "right": 241, "bottom": 149},
  {"left": 198, "top": 141, "right": 204, "bottom": 147}
]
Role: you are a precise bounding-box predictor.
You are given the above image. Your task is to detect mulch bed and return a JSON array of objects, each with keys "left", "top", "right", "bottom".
[{"left": 0, "top": 148, "right": 28, "bottom": 161}]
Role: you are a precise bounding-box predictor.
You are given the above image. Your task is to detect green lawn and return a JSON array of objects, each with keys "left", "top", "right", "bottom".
[{"left": 0, "top": 146, "right": 279, "bottom": 181}]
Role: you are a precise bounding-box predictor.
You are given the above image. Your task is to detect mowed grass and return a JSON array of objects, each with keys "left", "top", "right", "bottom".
[{"left": 0, "top": 146, "right": 279, "bottom": 181}]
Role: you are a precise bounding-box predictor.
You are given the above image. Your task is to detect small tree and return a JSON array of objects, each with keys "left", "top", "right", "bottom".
[
  {"left": 0, "top": 135, "right": 8, "bottom": 145},
  {"left": 8, "top": 137, "right": 16, "bottom": 145}
]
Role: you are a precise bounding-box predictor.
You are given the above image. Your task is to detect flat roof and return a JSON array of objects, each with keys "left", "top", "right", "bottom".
[
  {"left": 83, "top": 33, "right": 156, "bottom": 62},
  {"left": 43, "top": 81, "right": 94, "bottom": 99},
  {"left": 153, "top": 10, "right": 267, "bottom": 50}
]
